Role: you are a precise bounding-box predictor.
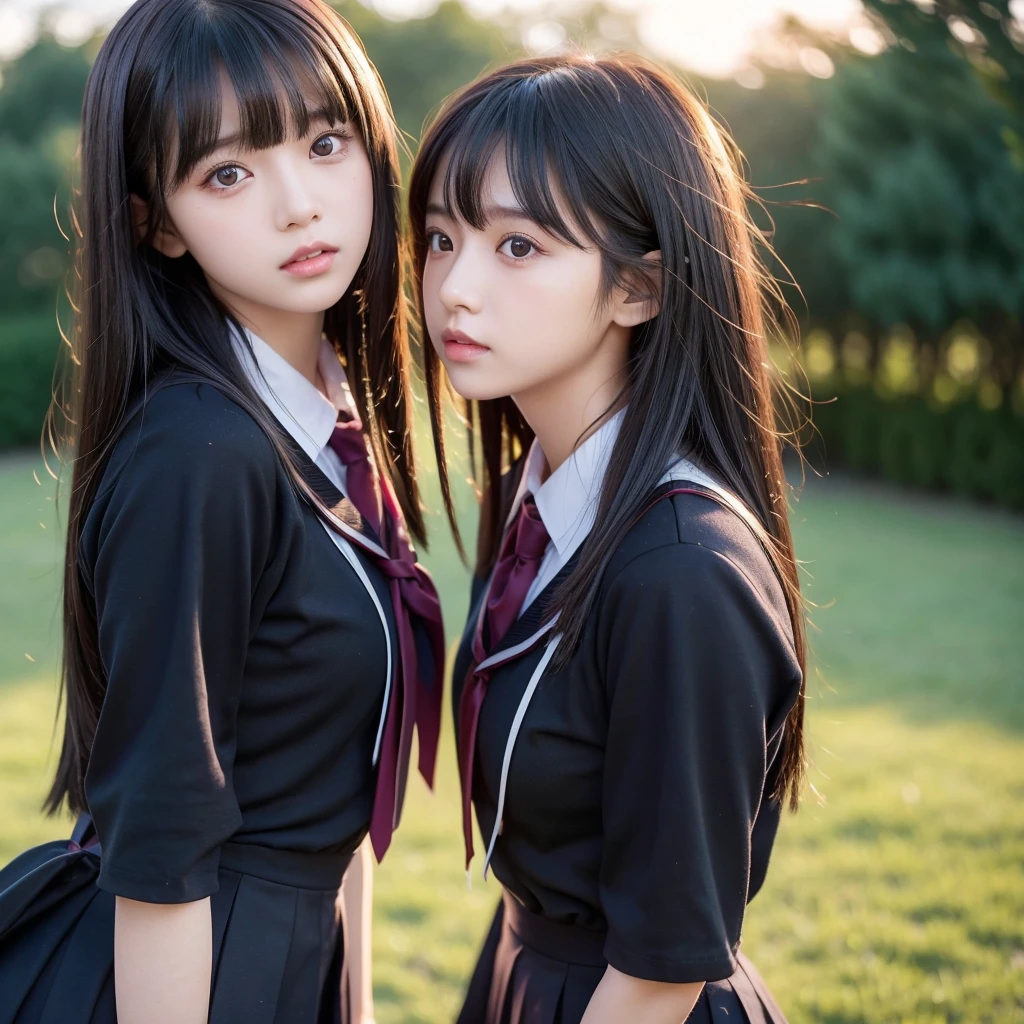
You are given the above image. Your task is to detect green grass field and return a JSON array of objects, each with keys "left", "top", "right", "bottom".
[{"left": 1, "top": 453, "right": 1023, "bottom": 1023}]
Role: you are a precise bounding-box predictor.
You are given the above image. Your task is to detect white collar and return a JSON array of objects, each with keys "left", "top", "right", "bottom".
[
  {"left": 231, "top": 325, "right": 355, "bottom": 462},
  {"left": 524, "top": 409, "right": 625, "bottom": 559}
]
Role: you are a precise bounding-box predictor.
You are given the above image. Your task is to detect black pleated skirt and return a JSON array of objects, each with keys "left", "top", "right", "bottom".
[
  {"left": 457, "top": 892, "right": 787, "bottom": 1024},
  {"left": 0, "top": 824, "right": 353, "bottom": 1024}
]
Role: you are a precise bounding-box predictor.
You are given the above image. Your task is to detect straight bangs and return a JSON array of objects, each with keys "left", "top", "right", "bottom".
[
  {"left": 129, "top": 0, "right": 380, "bottom": 200},
  {"left": 415, "top": 61, "right": 671, "bottom": 327},
  {"left": 433, "top": 73, "right": 607, "bottom": 253}
]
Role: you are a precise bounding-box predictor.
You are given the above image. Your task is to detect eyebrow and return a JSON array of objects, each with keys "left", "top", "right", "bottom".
[
  {"left": 201, "top": 106, "right": 340, "bottom": 160},
  {"left": 425, "top": 201, "right": 536, "bottom": 222}
]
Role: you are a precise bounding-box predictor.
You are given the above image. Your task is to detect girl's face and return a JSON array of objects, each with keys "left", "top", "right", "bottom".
[
  {"left": 150, "top": 74, "right": 373, "bottom": 329},
  {"left": 422, "top": 152, "right": 644, "bottom": 406}
]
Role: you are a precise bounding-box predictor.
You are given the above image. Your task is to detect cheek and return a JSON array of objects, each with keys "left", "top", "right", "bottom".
[
  {"left": 169, "top": 195, "right": 254, "bottom": 266},
  {"left": 502, "top": 265, "right": 601, "bottom": 363},
  {"left": 334, "top": 155, "right": 374, "bottom": 250},
  {"left": 421, "top": 261, "right": 445, "bottom": 338}
]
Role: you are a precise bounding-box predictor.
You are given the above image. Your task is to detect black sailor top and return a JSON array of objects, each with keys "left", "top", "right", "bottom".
[
  {"left": 79, "top": 379, "right": 396, "bottom": 904},
  {"left": 452, "top": 484, "right": 803, "bottom": 984}
]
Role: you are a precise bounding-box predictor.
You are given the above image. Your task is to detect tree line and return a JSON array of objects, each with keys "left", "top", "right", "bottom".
[{"left": 0, "top": 0, "right": 1021, "bottom": 504}]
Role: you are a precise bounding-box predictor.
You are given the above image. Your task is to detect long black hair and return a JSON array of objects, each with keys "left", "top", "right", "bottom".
[
  {"left": 409, "top": 53, "right": 808, "bottom": 809},
  {"left": 47, "top": 0, "right": 420, "bottom": 816}
]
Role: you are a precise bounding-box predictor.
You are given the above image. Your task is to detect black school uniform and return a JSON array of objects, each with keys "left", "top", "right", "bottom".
[
  {"left": 0, "top": 377, "right": 400, "bottom": 1024},
  {"left": 453, "top": 466, "right": 802, "bottom": 1024}
]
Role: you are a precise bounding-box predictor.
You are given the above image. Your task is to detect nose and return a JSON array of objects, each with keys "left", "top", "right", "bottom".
[
  {"left": 436, "top": 245, "right": 483, "bottom": 315},
  {"left": 273, "top": 161, "right": 323, "bottom": 232}
]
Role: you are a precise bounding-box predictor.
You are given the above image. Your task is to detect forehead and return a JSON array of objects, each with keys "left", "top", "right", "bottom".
[
  {"left": 217, "top": 71, "right": 242, "bottom": 130},
  {"left": 427, "top": 148, "right": 513, "bottom": 212},
  {"left": 158, "top": 41, "right": 356, "bottom": 193},
  {"left": 422, "top": 124, "right": 594, "bottom": 250},
  {"left": 213, "top": 69, "right": 336, "bottom": 141}
]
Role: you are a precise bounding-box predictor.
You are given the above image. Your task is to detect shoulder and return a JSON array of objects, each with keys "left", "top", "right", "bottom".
[
  {"left": 125, "top": 378, "right": 275, "bottom": 464},
  {"left": 104, "top": 378, "right": 281, "bottom": 488},
  {"left": 601, "top": 487, "right": 795, "bottom": 652},
  {"left": 84, "top": 378, "right": 291, "bottom": 553},
  {"left": 81, "top": 379, "right": 293, "bottom": 588}
]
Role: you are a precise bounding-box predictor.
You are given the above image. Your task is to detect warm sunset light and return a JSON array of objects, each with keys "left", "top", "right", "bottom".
[
  {"left": 0, "top": 0, "right": 863, "bottom": 74},
  {"left": 1, "top": 1, "right": 1021, "bottom": 1022}
]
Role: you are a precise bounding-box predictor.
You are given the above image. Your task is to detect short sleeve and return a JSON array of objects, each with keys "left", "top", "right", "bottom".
[
  {"left": 597, "top": 541, "right": 794, "bottom": 983},
  {"left": 83, "top": 388, "right": 277, "bottom": 904}
]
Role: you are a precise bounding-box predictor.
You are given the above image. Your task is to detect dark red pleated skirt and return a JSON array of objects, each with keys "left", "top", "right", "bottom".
[
  {"left": 457, "top": 892, "right": 787, "bottom": 1024},
  {"left": 0, "top": 831, "right": 352, "bottom": 1024}
]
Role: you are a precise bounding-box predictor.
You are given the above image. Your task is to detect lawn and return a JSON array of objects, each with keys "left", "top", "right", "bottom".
[{"left": 1, "top": 453, "right": 1023, "bottom": 1023}]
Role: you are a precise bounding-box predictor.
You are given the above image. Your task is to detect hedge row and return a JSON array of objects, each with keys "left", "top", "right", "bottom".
[
  {"left": 2, "top": 315, "right": 1022, "bottom": 513},
  {"left": 0, "top": 313, "right": 63, "bottom": 451},
  {"left": 810, "top": 384, "right": 1024, "bottom": 512}
]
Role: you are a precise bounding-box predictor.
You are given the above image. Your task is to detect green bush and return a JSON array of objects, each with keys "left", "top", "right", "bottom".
[
  {"left": 0, "top": 313, "right": 62, "bottom": 450},
  {"left": 946, "top": 404, "right": 1024, "bottom": 511},
  {"left": 987, "top": 419, "right": 1024, "bottom": 511},
  {"left": 840, "top": 387, "right": 883, "bottom": 474},
  {"left": 810, "top": 381, "right": 1024, "bottom": 513},
  {"left": 877, "top": 395, "right": 951, "bottom": 491}
]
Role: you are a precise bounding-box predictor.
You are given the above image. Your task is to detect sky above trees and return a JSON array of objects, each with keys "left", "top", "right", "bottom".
[{"left": 0, "top": 0, "right": 864, "bottom": 74}]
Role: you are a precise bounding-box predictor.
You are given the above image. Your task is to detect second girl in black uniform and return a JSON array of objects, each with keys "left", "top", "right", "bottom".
[{"left": 410, "top": 54, "right": 807, "bottom": 1023}]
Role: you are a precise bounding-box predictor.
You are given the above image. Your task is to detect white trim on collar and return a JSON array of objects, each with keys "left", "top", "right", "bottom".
[
  {"left": 232, "top": 326, "right": 353, "bottom": 463},
  {"left": 232, "top": 324, "right": 391, "bottom": 766},
  {"left": 482, "top": 630, "right": 561, "bottom": 880}
]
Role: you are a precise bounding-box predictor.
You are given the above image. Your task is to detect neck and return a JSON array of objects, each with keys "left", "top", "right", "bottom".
[
  {"left": 513, "top": 325, "right": 629, "bottom": 476},
  {"left": 217, "top": 292, "right": 326, "bottom": 386}
]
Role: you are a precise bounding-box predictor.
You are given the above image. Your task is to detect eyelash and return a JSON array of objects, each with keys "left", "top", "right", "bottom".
[
  {"left": 425, "top": 229, "right": 544, "bottom": 263},
  {"left": 497, "top": 233, "right": 542, "bottom": 263},
  {"left": 425, "top": 229, "right": 451, "bottom": 254},
  {"left": 202, "top": 129, "right": 352, "bottom": 190}
]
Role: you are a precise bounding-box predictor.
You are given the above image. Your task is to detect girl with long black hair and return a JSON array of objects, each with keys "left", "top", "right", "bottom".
[
  {"left": 0, "top": 1, "right": 444, "bottom": 1021},
  {"left": 410, "top": 54, "right": 806, "bottom": 1023}
]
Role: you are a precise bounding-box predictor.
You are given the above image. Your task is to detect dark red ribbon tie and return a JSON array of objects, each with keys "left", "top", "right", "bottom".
[
  {"left": 458, "top": 496, "right": 550, "bottom": 870},
  {"left": 328, "top": 419, "right": 445, "bottom": 862}
]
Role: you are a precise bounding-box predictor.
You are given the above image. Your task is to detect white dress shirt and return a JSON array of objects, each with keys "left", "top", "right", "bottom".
[
  {"left": 515, "top": 410, "right": 733, "bottom": 618},
  {"left": 232, "top": 326, "right": 355, "bottom": 494},
  {"left": 517, "top": 410, "right": 626, "bottom": 614}
]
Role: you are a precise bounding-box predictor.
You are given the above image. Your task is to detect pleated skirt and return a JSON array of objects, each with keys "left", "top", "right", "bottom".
[
  {"left": 457, "top": 892, "right": 787, "bottom": 1024},
  {"left": 0, "top": 829, "right": 352, "bottom": 1024}
]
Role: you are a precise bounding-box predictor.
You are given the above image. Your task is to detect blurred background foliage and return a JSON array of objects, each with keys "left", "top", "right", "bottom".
[
  {"left": 1, "top": 4, "right": 1022, "bottom": 1022},
  {"left": 0, "top": 0, "right": 1022, "bottom": 508}
]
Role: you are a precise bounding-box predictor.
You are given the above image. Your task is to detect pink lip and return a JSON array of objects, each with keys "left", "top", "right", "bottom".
[
  {"left": 281, "top": 242, "right": 339, "bottom": 278},
  {"left": 442, "top": 328, "right": 490, "bottom": 363}
]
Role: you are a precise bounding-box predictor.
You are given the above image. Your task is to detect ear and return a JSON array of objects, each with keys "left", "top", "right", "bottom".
[
  {"left": 129, "top": 194, "right": 188, "bottom": 258},
  {"left": 611, "top": 250, "right": 662, "bottom": 329}
]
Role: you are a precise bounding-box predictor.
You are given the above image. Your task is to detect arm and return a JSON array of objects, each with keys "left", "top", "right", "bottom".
[
  {"left": 593, "top": 537, "right": 796, "bottom": 1008},
  {"left": 581, "top": 967, "right": 703, "bottom": 1024},
  {"left": 341, "top": 838, "right": 376, "bottom": 1024},
  {"left": 83, "top": 393, "right": 279, "bottom": 1016},
  {"left": 114, "top": 896, "right": 212, "bottom": 1024}
]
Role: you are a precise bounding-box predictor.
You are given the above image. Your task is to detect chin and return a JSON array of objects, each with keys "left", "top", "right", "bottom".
[
  {"left": 443, "top": 364, "right": 516, "bottom": 402},
  {"left": 250, "top": 282, "right": 350, "bottom": 315}
]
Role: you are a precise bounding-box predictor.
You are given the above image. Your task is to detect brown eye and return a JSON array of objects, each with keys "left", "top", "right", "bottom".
[
  {"left": 215, "top": 167, "right": 240, "bottom": 187},
  {"left": 428, "top": 231, "right": 453, "bottom": 253},
  {"left": 501, "top": 236, "right": 536, "bottom": 259},
  {"left": 312, "top": 134, "right": 340, "bottom": 157}
]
